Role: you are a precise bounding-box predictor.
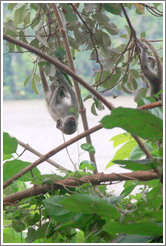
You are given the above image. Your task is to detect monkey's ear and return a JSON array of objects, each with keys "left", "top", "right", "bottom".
[{"left": 56, "top": 119, "right": 62, "bottom": 130}]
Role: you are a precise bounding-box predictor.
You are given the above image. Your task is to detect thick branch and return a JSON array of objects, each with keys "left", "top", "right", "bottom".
[{"left": 3, "top": 171, "right": 159, "bottom": 204}]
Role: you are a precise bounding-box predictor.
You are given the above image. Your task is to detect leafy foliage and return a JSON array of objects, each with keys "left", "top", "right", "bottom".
[
  {"left": 3, "top": 2, "right": 163, "bottom": 100},
  {"left": 101, "top": 107, "right": 163, "bottom": 139},
  {"left": 3, "top": 2, "right": 163, "bottom": 244}
]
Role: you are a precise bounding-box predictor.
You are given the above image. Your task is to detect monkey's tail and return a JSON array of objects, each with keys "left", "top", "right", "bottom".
[{"left": 140, "top": 38, "right": 163, "bottom": 78}]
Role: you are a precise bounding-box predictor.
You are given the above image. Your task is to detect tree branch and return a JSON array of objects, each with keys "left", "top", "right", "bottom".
[
  {"left": 9, "top": 134, "right": 68, "bottom": 172},
  {"left": 3, "top": 171, "right": 159, "bottom": 204}
]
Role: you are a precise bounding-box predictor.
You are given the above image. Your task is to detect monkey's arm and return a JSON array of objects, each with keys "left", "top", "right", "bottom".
[{"left": 56, "top": 71, "right": 78, "bottom": 107}]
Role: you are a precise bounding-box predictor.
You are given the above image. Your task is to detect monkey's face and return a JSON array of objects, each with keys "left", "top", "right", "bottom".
[{"left": 56, "top": 116, "right": 77, "bottom": 135}]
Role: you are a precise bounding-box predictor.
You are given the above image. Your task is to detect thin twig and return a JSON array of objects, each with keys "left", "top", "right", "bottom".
[
  {"left": 62, "top": 134, "right": 78, "bottom": 171},
  {"left": 138, "top": 101, "right": 162, "bottom": 110},
  {"left": 8, "top": 134, "right": 68, "bottom": 172}
]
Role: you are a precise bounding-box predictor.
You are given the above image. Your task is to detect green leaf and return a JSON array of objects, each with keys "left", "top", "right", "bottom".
[
  {"left": 79, "top": 160, "right": 96, "bottom": 171},
  {"left": 3, "top": 154, "right": 13, "bottom": 161},
  {"left": 12, "top": 219, "right": 26, "bottom": 232},
  {"left": 26, "top": 227, "right": 37, "bottom": 243},
  {"left": 38, "top": 61, "right": 47, "bottom": 67},
  {"left": 110, "top": 133, "right": 132, "bottom": 147},
  {"left": 24, "top": 213, "right": 40, "bottom": 226},
  {"left": 61, "top": 194, "right": 121, "bottom": 220},
  {"left": 120, "top": 185, "right": 136, "bottom": 198},
  {"left": 81, "top": 143, "right": 95, "bottom": 154},
  {"left": 91, "top": 102, "right": 98, "bottom": 116},
  {"left": 55, "top": 47, "right": 66, "bottom": 58},
  {"left": 104, "top": 3, "right": 122, "bottom": 15},
  {"left": 36, "top": 223, "right": 50, "bottom": 239},
  {"left": 92, "top": 13, "right": 110, "bottom": 26},
  {"left": 130, "top": 144, "right": 146, "bottom": 159},
  {"left": 84, "top": 3, "right": 97, "bottom": 12},
  {"left": 101, "top": 107, "right": 163, "bottom": 140},
  {"left": 118, "top": 234, "right": 154, "bottom": 243},
  {"left": 43, "top": 195, "right": 78, "bottom": 223},
  {"left": 106, "top": 139, "right": 137, "bottom": 169},
  {"left": 95, "top": 30, "right": 111, "bottom": 47},
  {"left": 31, "top": 76, "right": 39, "bottom": 95},
  {"left": 31, "top": 18, "right": 40, "bottom": 29},
  {"left": 105, "top": 23, "right": 119, "bottom": 35},
  {"left": 24, "top": 74, "right": 32, "bottom": 86},
  {"left": 14, "top": 5, "right": 26, "bottom": 26},
  {"left": 8, "top": 3, "right": 18, "bottom": 10},
  {"left": 3, "top": 132, "right": 17, "bottom": 155},
  {"left": 61, "top": 3, "right": 77, "bottom": 23},
  {"left": 34, "top": 73, "right": 40, "bottom": 82},
  {"left": 3, "top": 160, "right": 40, "bottom": 182},
  {"left": 104, "top": 221, "right": 163, "bottom": 236},
  {"left": 100, "top": 72, "right": 121, "bottom": 89},
  {"left": 113, "top": 159, "right": 160, "bottom": 171},
  {"left": 23, "top": 11, "right": 31, "bottom": 26},
  {"left": 69, "top": 36, "right": 79, "bottom": 49},
  {"left": 30, "top": 38, "right": 39, "bottom": 49},
  {"left": 94, "top": 98, "right": 104, "bottom": 111},
  {"left": 84, "top": 94, "right": 93, "bottom": 101}
]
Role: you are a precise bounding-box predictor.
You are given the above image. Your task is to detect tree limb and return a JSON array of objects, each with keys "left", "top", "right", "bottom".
[{"left": 3, "top": 170, "right": 159, "bottom": 204}]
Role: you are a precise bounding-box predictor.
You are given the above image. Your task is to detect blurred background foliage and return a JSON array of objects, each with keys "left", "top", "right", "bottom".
[{"left": 3, "top": 3, "right": 163, "bottom": 100}]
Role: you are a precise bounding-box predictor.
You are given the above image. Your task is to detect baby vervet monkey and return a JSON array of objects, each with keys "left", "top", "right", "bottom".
[
  {"left": 39, "top": 67, "right": 79, "bottom": 135},
  {"left": 136, "top": 38, "right": 163, "bottom": 97}
]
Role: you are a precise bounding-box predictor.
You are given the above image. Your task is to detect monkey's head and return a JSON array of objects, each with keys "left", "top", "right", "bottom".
[{"left": 56, "top": 116, "right": 77, "bottom": 135}]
